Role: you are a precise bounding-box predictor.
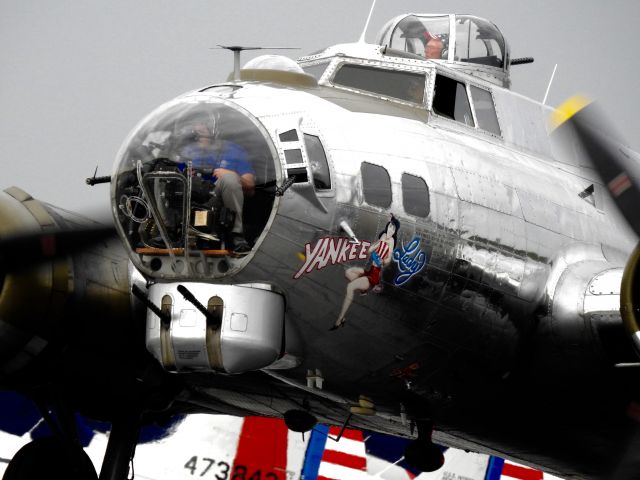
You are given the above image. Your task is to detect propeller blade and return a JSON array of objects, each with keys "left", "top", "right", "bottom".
[
  {"left": 551, "top": 96, "right": 640, "bottom": 237},
  {"left": 0, "top": 225, "right": 116, "bottom": 274}
]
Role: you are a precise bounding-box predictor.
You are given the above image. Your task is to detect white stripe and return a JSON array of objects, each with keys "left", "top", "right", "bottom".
[
  {"left": 324, "top": 437, "right": 366, "bottom": 457},
  {"left": 286, "top": 428, "right": 309, "bottom": 479},
  {"left": 366, "top": 454, "right": 409, "bottom": 479},
  {"left": 318, "top": 462, "right": 367, "bottom": 480}
]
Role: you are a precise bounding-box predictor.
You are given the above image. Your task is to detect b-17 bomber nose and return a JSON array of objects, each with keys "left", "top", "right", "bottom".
[{"left": 112, "top": 97, "right": 279, "bottom": 280}]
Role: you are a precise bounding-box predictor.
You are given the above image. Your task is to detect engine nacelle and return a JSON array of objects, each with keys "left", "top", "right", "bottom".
[
  {"left": 145, "top": 282, "right": 285, "bottom": 373},
  {"left": 0, "top": 187, "right": 71, "bottom": 377},
  {"left": 0, "top": 187, "right": 133, "bottom": 384},
  {"left": 544, "top": 258, "right": 638, "bottom": 374}
]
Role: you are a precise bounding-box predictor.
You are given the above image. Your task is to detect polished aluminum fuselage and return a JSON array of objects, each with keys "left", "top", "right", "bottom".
[
  {"left": 185, "top": 62, "right": 640, "bottom": 477},
  {"left": 218, "top": 76, "right": 635, "bottom": 378}
]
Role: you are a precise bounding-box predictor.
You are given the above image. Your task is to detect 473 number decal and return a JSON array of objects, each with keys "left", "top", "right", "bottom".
[{"left": 184, "top": 456, "right": 279, "bottom": 480}]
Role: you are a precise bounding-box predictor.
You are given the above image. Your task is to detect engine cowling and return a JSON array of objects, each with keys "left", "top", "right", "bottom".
[
  {"left": 0, "top": 187, "right": 71, "bottom": 378},
  {"left": 541, "top": 256, "right": 636, "bottom": 377},
  {"left": 621, "top": 243, "right": 640, "bottom": 356},
  {"left": 0, "top": 187, "right": 132, "bottom": 384}
]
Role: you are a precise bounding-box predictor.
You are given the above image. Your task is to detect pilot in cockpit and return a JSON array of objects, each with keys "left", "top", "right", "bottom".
[
  {"left": 179, "top": 121, "right": 254, "bottom": 254},
  {"left": 424, "top": 36, "right": 444, "bottom": 60}
]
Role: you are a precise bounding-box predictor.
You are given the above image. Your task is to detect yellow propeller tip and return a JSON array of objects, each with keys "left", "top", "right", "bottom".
[
  {"left": 296, "top": 252, "right": 306, "bottom": 262},
  {"left": 550, "top": 95, "right": 591, "bottom": 129}
]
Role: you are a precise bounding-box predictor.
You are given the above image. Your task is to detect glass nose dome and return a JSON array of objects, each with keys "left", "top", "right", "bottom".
[{"left": 112, "top": 97, "right": 279, "bottom": 280}]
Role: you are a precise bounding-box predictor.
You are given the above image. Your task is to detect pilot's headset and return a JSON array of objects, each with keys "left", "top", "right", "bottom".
[
  {"left": 423, "top": 32, "right": 447, "bottom": 60},
  {"left": 440, "top": 43, "right": 448, "bottom": 60}
]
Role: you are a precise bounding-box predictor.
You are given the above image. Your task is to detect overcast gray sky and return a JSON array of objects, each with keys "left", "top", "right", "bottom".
[{"left": 1, "top": 0, "right": 638, "bottom": 214}]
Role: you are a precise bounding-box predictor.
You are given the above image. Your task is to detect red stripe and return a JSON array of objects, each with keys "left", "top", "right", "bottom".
[
  {"left": 608, "top": 173, "right": 632, "bottom": 197},
  {"left": 502, "top": 463, "right": 544, "bottom": 480},
  {"left": 233, "top": 417, "right": 288, "bottom": 478},
  {"left": 317, "top": 477, "right": 338, "bottom": 480},
  {"left": 321, "top": 449, "right": 366, "bottom": 470},
  {"left": 377, "top": 241, "right": 389, "bottom": 259},
  {"left": 327, "top": 426, "right": 363, "bottom": 441}
]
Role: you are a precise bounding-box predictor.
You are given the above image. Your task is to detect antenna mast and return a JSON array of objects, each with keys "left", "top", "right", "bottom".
[
  {"left": 358, "top": 0, "right": 378, "bottom": 43},
  {"left": 542, "top": 64, "right": 558, "bottom": 106}
]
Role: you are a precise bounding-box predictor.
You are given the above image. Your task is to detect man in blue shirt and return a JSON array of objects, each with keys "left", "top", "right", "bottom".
[{"left": 181, "top": 123, "right": 255, "bottom": 254}]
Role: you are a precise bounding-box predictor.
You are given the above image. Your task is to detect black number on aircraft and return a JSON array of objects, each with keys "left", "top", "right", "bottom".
[{"left": 184, "top": 457, "right": 278, "bottom": 480}]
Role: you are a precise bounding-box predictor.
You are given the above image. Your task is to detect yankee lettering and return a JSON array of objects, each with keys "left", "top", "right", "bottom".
[{"left": 294, "top": 237, "right": 371, "bottom": 279}]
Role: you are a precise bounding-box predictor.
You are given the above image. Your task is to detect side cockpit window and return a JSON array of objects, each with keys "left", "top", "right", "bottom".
[
  {"left": 432, "top": 74, "right": 474, "bottom": 126},
  {"left": 455, "top": 16, "right": 506, "bottom": 68},
  {"left": 361, "top": 162, "right": 392, "bottom": 208},
  {"left": 332, "top": 64, "right": 426, "bottom": 104},
  {"left": 469, "top": 86, "right": 501, "bottom": 136}
]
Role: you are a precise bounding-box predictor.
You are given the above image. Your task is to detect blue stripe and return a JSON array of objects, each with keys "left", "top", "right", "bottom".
[
  {"left": 302, "top": 424, "right": 329, "bottom": 480},
  {"left": 485, "top": 456, "right": 505, "bottom": 480}
]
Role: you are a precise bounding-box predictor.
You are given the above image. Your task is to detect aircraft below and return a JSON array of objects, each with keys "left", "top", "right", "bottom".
[{"left": 0, "top": 9, "right": 640, "bottom": 480}]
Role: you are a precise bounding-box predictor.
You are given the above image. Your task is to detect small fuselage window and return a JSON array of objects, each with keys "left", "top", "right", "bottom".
[
  {"left": 432, "top": 74, "right": 474, "bottom": 127},
  {"left": 333, "top": 64, "right": 426, "bottom": 104},
  {"left": 401, "top": 173, "right": 430, "bottom": 217},
  {"left": 361, "top": 162, "right": 392, "bottom": 208},
  {"left": 279, "top": 129, "right": 299, "bottom": 142},
  {"left": 284, "top": 149, "right": 304, "bottom": 165}
]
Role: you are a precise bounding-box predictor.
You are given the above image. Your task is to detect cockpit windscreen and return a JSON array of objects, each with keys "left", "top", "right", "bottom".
[
  {"left": 390, "top": 15, "right": 450, "bottom": 60},
  {"left": 386, "top": 14, "right": 506, "bottom": 69},
  {"left": 455, "top": 16, "right": 506, "bottom": 68}
]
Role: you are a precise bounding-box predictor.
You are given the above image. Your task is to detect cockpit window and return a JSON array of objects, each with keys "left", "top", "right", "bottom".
[
  {"left": 455, "top": 16, "right": 505, "bottom": 68},
  {"left": 112, "top": 99, "right": 278, "bottom": 280},
  {"left": 332, "top": 64, "right": 426, "bottom": 104},
  {"left": 469, "top": 86, "right": 501, "bottom": 135},
  {"left": 389, "top": 15, "right": 450, "bottom": 59},
  {"left": 379, "top": 14, "right": 506, "bottom": 70},
  {"left": 432, "top": 74, "right": 474, "bottom": 127}
]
